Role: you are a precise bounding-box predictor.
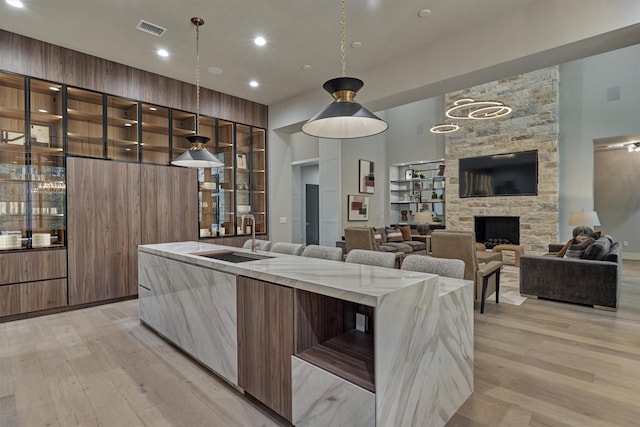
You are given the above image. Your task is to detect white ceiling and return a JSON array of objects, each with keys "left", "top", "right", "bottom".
[{"left": 0, "top": 0, "right": 534, "bottom": 106}]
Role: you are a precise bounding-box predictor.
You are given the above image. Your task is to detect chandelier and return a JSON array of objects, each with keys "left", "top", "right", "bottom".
[{"left": 430, "top": 98, "right": 512, "bottom": 134}]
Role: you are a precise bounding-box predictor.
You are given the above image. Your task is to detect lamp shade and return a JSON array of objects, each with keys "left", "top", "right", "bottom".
[
  {"left": 302, "top": 77, "right": 388, "bottom": 139},
  {"left": 568, "top": 210, "right": 600, "bottom": 227},
  {"left": 414, "top": 211, "right": 433, "bottom": 224},
  {"left": 171, "top": 135, "right": 224, "bottom": 168}
]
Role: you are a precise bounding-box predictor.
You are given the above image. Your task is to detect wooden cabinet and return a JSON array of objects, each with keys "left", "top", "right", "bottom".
[
  {"left": 67, "top": 158, "right": 197, "bottom": 305},
  {"left": 237, "top": 276, "right": 294, "bottom": 422},
  {"left": 0, "top": 249, "right": 67, "bottom": 318},
  {"left": 106, "top": 95, "right": 138, "bottom": 162},
  {"left": 140, "top": 163, "right": 197, "bottom": 244},
  {"left": 1, "top": 73, "right": 66, "bottom": 251},
  {"left": 67, "top": 158, "right": 140, "bottom": 305},
  {"left": 67, "top": 87, "right": 104, "bottom": 158}
]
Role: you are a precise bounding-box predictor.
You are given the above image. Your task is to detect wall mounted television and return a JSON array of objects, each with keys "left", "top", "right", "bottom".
[{"left": 459, "top": 150, "right": 538, "bottom": 197}]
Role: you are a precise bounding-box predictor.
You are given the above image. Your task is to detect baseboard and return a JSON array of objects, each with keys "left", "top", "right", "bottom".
[{"left": 622, "top": 252, "right": 640, "bottom": 260}]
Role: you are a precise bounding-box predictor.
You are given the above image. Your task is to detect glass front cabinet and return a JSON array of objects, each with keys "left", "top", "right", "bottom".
[
  {"left": 198, "top": 121, "right": 267, "bottom": 239},
  {"left": 1, "top": 70, "right": 267, "bottom": 250},
  {"left": 1, "top": 72, "right": 66, "bottom": 250}
]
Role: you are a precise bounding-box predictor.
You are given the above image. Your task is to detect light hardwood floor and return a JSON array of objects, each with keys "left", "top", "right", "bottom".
[{"left": 1, "top": 261, "right": 639, "bottom": 427}]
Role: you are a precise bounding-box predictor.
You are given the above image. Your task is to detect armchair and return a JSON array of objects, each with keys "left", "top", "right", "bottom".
[{"left": 431, "top": 230, "right": 503, "bottom": 313}]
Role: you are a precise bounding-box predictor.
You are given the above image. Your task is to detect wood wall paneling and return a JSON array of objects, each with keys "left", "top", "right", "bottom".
[
  {"left": 237, "top": 276, "right": 293, "bottom": 422},
  {"left": 0, "top": 30, "right": 267, "bottom": 127}
]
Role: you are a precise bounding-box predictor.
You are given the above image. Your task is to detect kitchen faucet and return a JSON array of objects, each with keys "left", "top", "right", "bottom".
[{"left": 241, "top": 214, "right": 256, "bottom": 251}]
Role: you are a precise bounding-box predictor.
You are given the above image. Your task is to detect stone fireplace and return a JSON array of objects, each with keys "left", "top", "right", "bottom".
[
  {"left": 443, "top": 67, "right": 560, "bottom": 255},
  {"left": 475, "top": 216, "right": 520, "bottom": 248}
]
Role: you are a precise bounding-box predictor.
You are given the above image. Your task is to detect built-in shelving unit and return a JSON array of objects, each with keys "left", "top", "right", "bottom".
[
  {"left": 389, "top": 159, "right": 445, "bottom": 225},
  {"left": 293, "top": 289, "right": 376, "bottom": 393}
]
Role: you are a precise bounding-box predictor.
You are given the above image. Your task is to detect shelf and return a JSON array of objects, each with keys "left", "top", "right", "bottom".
[
  {"left": 296, "top": 330, "right": 375, "bottom": 393},
  {"left": 30, "top": 111, "right": 63, "bottom": 124},
  {"left": 67, "top": 108, "right": 102, "bottom": 123},
  {"left": 0, "top": 106, "right": 25, "bottom": 120}
]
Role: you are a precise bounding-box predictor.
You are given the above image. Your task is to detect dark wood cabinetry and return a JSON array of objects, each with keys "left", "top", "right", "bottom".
[
  {"left": 67, "top": 158, "right": 141, "bottom": 305},
  {"left": 67, "top": 157, "right": 196, "bottom": 305},
  {"left": 0, "top": 249, "right": 67, "bottom": 317},
  {"left": 237, "top": 276, "right": 294, "bottom": 422}
]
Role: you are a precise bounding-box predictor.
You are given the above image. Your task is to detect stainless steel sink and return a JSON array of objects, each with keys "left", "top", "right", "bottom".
[{"left": 191, "top": 250, "right": 273, "bottom": 263}]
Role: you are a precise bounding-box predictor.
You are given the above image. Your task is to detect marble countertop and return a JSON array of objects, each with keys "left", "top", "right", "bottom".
[{"left": 140, "top": 241, "right": 469, "bottom": 306}]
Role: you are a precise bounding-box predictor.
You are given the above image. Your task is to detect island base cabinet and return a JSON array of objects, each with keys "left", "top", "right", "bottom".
[
  {"left": 292, "top": 356, "right": 375, "bottom": 427},
  {"left": 237, "top": 276, "right": 293, "bottom": 422},
  {"left": 138, "top": 252, "right": 238, "bottom": 385}
]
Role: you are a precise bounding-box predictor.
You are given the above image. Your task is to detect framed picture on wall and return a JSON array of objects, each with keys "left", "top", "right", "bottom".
[
  {"left": 347, "top": 194, "right": 369, "bottom": 221},
  {"left": 359, "top": 159, "right": 375, "bottom": 193}
]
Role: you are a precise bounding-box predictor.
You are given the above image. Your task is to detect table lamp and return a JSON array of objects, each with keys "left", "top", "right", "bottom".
[
  {"left": 568, "top": 210, "right": 600, "bottom": 237},
  {"left": 413, "top": 211, "right": 433, "bottom": 235}
]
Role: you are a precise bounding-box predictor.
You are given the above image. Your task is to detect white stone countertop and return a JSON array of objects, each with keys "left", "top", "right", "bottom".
[{"left": 140, "top": 241, "right": 470, "bottom": 306}]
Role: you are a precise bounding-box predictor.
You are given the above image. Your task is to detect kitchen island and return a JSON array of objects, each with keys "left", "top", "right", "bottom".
[{"left": 138, "top": 241, "right": 473, "bottom": 427}]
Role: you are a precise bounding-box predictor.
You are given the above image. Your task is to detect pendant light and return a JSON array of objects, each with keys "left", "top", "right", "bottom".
[
  {"left": 172, "top": 17, "right": 223, "bottom": 168},
  {"left": 301, "top": 0, "right": 388, "bottom": 139}
]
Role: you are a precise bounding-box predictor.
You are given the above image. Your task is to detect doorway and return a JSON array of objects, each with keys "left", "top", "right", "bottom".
[{"left": 305, "top": 184, "right": 319, "bottom": 245}]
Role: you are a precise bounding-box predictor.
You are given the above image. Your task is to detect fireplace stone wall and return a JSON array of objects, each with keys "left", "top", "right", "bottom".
[{"left": 444, "top": 67, "right": 559, "bottom": 255}]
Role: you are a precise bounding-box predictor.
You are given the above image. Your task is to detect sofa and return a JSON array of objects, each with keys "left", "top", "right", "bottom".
[
  {"left": 519, "top": 233, "right": 622, "bottom": 310},
  {"left": 373, "top": 225, "right": 426, "bottom": 255},
  {"left": 340, "top": 226, "right": 426, "bottom": 256}
]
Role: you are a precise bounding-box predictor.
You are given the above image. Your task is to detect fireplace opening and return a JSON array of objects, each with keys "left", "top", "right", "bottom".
[{"left": 474, "top": 216, "right": 519, "bottom": 249}]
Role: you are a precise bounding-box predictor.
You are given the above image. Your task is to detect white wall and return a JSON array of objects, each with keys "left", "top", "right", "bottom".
[
  {"left": 340, "top": 125, "right": 387, "bottom": 234},
  {"left": 558, "top": 44, "right": 640, "bottom": 242}
]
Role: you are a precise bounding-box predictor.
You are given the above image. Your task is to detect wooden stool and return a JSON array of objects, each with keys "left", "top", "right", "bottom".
[{"left": 493, "top": 244, "right": 525, "bottom": 267}]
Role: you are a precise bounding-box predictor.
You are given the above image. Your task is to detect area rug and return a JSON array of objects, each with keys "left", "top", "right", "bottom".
[{"left": 486, "top": 265, "right": 527, "bottom": 306}]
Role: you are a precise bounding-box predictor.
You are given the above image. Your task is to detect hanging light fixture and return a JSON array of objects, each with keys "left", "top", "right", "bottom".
[
  {"left": 301, "top": 0, "right": 388, "bottom": 139},
  {"left": 445, "top": 98, "right": 512, "bottom": 120},
  {"left": 172, "top": 17, "right": 224, "bottom": 168}
]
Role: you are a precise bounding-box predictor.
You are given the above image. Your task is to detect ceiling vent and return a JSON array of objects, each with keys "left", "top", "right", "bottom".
[{"left": 136, "top": 20, "right": 167, "bottom": 37}]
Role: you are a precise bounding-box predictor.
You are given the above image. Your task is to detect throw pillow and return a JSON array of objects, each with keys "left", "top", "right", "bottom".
[
  {"left": 400, "top": 225, "right": 412, "bottom": 241},
  {"left": 374, "top": 227, "right": 387, "bottom": 243},
  {"left": 582, "top": 236, "right": 612, "bottom": 260},
  {"left": 564, "top": 237, "right": 595, "bottom": 258},
  {"left": 385, "top": 226, "right": 404, "bottom": 242},
  {"left": 556, "top": 232, "right": 602, "bottom": 257},
  {"left": 603, "top": 242, "right": 620, "bottom": 262}
]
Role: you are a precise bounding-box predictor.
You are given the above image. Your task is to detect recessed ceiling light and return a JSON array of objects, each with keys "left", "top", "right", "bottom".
[
  {"left": 351, "top": 41, "right": 362, "bottom": 49},
  {"left": 301, "top": 64, "right": 312, "bottom": 71},
  {"left": 208, "top": 66, "right": 223, "bottom": 75},
  {"left": 254, "top": 36, "right": 266, "bottom": 46},
  {"left": 149, "top": 107, "right": 157, "bottom": 111},
  {"left": 157, "top": 49, "right": 169, "bottom": 58},
  {"left": 6, "top": 0, "right": 24, "bottom": 8},
  {"left": 49, "top": 86, "right": 60, "bottom": 92},
  {"left": 38, "top": 109, "right": 48, "bottom": 113},
  {"left": 125, "top": 123, "right": 133, "bottom": 127},
  {"left": 418, "top": 9, "right": 432, "bottom": 18},
  {"left": 249, "top": 80, "right": 259, "bottom": 88}
]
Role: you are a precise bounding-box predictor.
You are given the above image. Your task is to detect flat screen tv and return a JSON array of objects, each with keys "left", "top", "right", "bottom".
[{"left": 459, "top": 150, "right": 538, "bottom": 197}]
